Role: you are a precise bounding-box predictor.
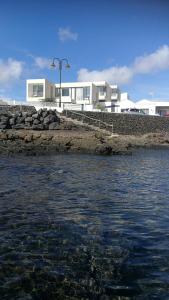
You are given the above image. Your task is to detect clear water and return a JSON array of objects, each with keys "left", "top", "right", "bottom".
[{"left": 0, "top": 150, "right": 169, "bottom": 299}]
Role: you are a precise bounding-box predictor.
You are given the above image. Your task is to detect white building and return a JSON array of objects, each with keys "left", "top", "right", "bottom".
[{"left": 26, "top": 79, "right": 121, "bottom": 112}]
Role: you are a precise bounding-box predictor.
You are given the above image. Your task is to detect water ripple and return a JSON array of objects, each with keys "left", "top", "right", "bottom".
[{"left": 1, "top": 150, "right": 169, "bottom": 299}]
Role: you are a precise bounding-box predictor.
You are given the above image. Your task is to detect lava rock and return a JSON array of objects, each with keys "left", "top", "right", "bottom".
[
  {"left": 49, "top": 122, "right": 60, "bottom": 130},
  {"left": 43, "top": 114, "right": 56, "bottom": 125},
  {"left": 32, "top": 124, "right": 44, "bottom": 130},
  {"left": 25, "top": 117, "right": 33, "bottom": 123},
  {"left": 33, "top": 119, "right": 40, "bottom": 125}
]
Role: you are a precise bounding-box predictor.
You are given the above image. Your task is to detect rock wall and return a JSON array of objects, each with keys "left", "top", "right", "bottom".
[
  {"left": 0, "top": 108, "right": 60, "bottom": 130},
  {"left": 63, "top": 110, "right": 169, "bottom": 135},
  {"left": 0, "top": 105, "right": 36, "bottom": 114}
]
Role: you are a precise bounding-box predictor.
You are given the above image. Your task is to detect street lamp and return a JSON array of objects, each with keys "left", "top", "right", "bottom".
[{"left": 50, "top": 58, "right": 70, "bottom": 108}]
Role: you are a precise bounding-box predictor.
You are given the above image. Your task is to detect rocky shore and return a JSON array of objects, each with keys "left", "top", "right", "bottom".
[
  {"left": 1, "top": 108, "right": 169, "bottom": 156},
  {"left": 1, "top": 129, "right": 169, "bottom": 156}
]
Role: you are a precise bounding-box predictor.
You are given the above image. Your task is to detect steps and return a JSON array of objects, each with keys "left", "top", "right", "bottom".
[{"left": 61, "top": 114, "right": 118, "bottom": 137}]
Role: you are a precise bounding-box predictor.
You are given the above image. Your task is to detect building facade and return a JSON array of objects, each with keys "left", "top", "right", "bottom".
[{"left": 26, "top": 79, "right": 121, "bottom": 112}]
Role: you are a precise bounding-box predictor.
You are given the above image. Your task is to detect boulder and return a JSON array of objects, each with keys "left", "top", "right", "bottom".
[
  {"left": 0, "top": 123, "right": 7, "bottom": 129},
  {"left": 33, "top": 119, "right": 40, "bottom": 125},
  {"left": 16, "top": 116, "right": 25, "bottom": 124},
  {"left": 42, "top": 110, "right": 48, "bottom": 118},
  {"left": 32, "top": 124, "right": 44, "bottom": 130},
  {"left": 9, "top": 118, "right": 16, "bottom": 126},
  {"left": 12, "top": 124, "right": 25, "bottom": 129},
  {"left": 95, "top": 144, "right": 112, "bottom": 155},
  {"left": 43, "top": 114, "right": 56, "bottom": 125},
  {"left": 0, "top": 116, "right": 9, "bottom": 125},
  {"left": 49, "top": 122, "right": 60, "bottom": 130},
  {"left": 25, "top": 117, "right": 33, "bottom": 123},
  {"left": 32, "top": 113, "right": 39, "bottom": 119}
]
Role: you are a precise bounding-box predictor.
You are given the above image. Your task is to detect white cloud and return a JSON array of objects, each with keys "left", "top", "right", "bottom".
[
  {"left": 77, "top": 45, "right": 169, "bottom": 85},
  {"left": 58, "top": 27, "right": 78, "bottom": 42},
  {"left": 33, "top": 56, "right": 50, "bottom": 69},
  {"left": 78, "top": 66, "right": 133, "bottom": 85},
  {"left": 0, "top": 58, "right": 23, "bottom": 85},
  {"left": 133, "top": 45, "right": 169, "bottom": 73}
]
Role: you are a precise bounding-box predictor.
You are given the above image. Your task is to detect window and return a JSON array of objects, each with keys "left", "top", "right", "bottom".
[
  {"left": 32, "top": 84, "right": 43, "bottom": 97},
  {"left": 62, "top": 88, "right": 69, "bottom": 97},
  {"left": 98, "top": 86, "right": 106, "bottom": 96},
  {"left": 83, "top": 87, "right": 90, "bottom": 99}
]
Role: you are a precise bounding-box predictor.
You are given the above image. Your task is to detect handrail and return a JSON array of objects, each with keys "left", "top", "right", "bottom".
[{"left": 64, "top": 110, "right": 113, "bottom": 133}]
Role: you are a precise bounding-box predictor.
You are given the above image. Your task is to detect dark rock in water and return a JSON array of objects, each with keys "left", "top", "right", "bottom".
[
  {"left": 33, "top": 119, "right": 40, "bottom": 125},
  {"left": 95, "top": 145, "right": 112, "bottom": 155},
  {"left": 49, "top": 122, "right": 60, "bottom": 130}
]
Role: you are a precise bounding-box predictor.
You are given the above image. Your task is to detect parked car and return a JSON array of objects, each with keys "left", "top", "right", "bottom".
[{"left": 121, "top": 108, "right": 146, "bottom": 115}]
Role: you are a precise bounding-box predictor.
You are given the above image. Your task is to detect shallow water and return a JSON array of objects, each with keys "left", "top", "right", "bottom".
[{"left": 1, "top": 150, "right": 169, "bottom": 299}]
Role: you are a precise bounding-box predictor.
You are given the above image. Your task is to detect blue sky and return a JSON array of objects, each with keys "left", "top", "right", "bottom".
[{"left": 0, "top": 0, "right": 169, "bottom": 101}]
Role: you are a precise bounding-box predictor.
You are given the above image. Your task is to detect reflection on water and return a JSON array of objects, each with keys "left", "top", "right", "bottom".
[{"left": 1, "top": 150, "right": 169, "bottom": 299}]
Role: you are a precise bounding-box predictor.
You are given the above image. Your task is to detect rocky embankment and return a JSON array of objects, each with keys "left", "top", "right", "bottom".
[
  {"left": 1, "top": 108, "right": 169, "bottom": 156},
  {"left": 0, "top": 130, "right": 131, "bottom": 156}
]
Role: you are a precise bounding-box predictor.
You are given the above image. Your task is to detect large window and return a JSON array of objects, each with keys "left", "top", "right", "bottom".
[
  {"left": 32, "top": 84, "right": 43, "bottom": 97},
  {"left": 83, "top": 87, "right": 90, "bottom": 99},
  {"left": 62, "top": 88, "right": 69, "bottom": 97},
  {"left": 98, "top": 86, "right": 106, "bottom": 96}
]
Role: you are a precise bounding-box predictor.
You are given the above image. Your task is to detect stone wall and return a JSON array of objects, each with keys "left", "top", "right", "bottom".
[
  {"left": 63, "top": 110, "right": 169, "bottom": 135},
  {"left": 0, "top": 105, "right": 36, "bottom": 114},
  {"left": 0, "top": 108, "right": 60, "bottom": 130}
]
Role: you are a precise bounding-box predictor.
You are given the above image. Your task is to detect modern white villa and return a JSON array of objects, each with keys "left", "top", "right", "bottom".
[
  {"left": 21, "top": 78, "right": 169, "bottom": 116},
  {"left": 26, "top": 79, "right": 123, "bottom": 112}
]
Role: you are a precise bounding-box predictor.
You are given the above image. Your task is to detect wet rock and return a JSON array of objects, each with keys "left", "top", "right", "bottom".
[{"left": 95, "top": 144, "right": 113, "bottom": 155}]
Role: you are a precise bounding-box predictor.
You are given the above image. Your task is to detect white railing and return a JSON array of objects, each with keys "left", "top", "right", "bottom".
[{"left": 65, "top": 110, "right": 113, "bottom": 133}]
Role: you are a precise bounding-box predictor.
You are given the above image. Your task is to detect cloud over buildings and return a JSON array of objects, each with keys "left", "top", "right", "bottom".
[
  {"left": 58, "top": 27, "right": 78, "bottom": 42},
  {"left": 78, "top": 45, "right": 169, "bottom": 85}
]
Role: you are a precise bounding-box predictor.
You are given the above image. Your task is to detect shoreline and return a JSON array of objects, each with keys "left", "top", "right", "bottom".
[{"left": 1, "top": 129, "right": 169, "bottom": 156}]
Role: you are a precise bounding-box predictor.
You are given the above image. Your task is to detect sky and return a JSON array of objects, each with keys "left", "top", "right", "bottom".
[{"left": 0, "top": 0, "right": 169, "bottom": 102}]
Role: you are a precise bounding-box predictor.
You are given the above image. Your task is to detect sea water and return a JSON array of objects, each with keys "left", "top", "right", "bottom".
[{"left": 0, "top": 150, "right": 169, "bottom": 299}]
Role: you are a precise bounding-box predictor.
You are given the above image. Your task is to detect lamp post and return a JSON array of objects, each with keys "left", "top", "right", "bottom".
[{"left": 50, "top": 58, "right": 70, "bottom": 108}]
